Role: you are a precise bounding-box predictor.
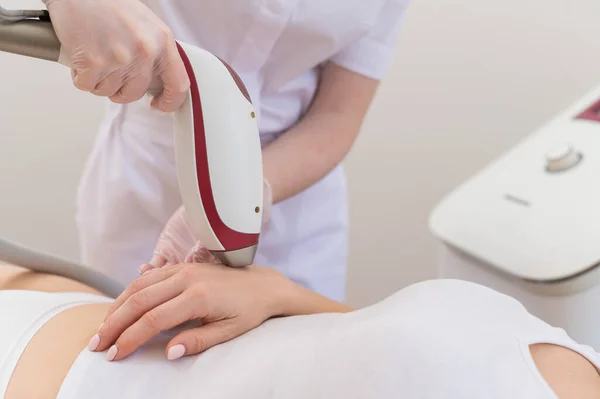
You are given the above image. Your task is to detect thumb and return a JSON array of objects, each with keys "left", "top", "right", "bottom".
[
  {"left": 184, "top": 242, "right": 221, "bottom": 264},
  {"left": 166, "top": 320, "right": 241, "bottom": 360}
]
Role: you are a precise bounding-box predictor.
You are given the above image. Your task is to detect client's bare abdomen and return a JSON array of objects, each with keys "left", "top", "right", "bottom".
[
  {"left": 1, "top": 264, "right": 111, "bottom": 399},
  {"left": 1, "top": 265, "right": 599, "bottom": 399},
  {"left": 0, "top": 262, "right": 104, "bottom": 295}
]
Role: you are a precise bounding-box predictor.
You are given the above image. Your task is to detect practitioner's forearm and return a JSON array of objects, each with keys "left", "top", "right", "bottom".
[{"left": 261, "top": 62, "right": 379, "bottom": 204}]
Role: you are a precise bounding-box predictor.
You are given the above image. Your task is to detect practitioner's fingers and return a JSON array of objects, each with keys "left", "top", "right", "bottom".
[
  {"left": 106, "top": 293, "right": 201, "bottom": 361},
  {"left": 149, "top": 252, "right": 168, "bottom": 269},
  {"left": 138, "top": 263, "right": 155, "bottom": 275},
  {"left": 150, "top": 41, "right": 190, "bottom": 112},
  {"left": 165, "top": 319, "right": 244, "bottom": 360},
  {"left": 103, "top": 263, "right": 182, "bottom": 322},
  {"left": 94, "top": 273, "right": 184, "bottom": 354},
  {"left": 184, "top": 242, "right": 220, "bottom": 264}
]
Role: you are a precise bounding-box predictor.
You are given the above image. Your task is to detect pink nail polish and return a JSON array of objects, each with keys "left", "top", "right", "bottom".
[
  {"left": 87, "top": 334, "right": 100, "bottom": 351},
  {"left": 167, "top": 344, "right": 185, "bottom": 360},
  {"left": 106, "top": 345, "right": 118, "bottom": 361}
]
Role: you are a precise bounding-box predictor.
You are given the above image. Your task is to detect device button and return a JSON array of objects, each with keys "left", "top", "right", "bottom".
[{"left": 545, "top": 144, "right": 582, "bottom": 172}]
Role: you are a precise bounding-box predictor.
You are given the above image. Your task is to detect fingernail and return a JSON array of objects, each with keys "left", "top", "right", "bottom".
[
  {"left": 106, "top": 345, "right": 118, "bottom": 361},
  {"left": 167, "top": 344, "right": 185, "bottom": 360},
  {"left": 87, "top": 334, "right": 100, "bottom": 351}
]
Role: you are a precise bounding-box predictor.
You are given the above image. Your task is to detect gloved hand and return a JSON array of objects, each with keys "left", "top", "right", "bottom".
[
  {"left": 43, "top": 0, "right": 190, "bottom": 112},
  {"left": 139, "top": 205, "right": 221, "bottom": 275},
  {"left": 139, "top": 179, "right": 273, "bottom": 274}
]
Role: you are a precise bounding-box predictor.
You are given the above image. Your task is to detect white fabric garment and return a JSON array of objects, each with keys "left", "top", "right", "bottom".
[
  {"left": 75, "top": 0, "right": 411, "bottom": 301},
  {"left": 54, "top": 279, "right": 600, "bottom": 398},
  {"left": 0, "top": 290, "right": 112, "bottom": 398}
]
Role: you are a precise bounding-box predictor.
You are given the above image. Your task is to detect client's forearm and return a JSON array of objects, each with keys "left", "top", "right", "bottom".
[{"left": 268, "top": 270, "right": 354, "bottom": 317}]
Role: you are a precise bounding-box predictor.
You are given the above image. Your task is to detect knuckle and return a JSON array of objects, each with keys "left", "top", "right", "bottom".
[
  {"left": 129, "top": 278, "right": 147, "bottom": 293},
  {"left": 111, "top": 85, "right": 145, "bottom": 104},
  {"left": 222, "top": 323, "right": 242, "bottom": 341},
  {"left": 129, "top": 89, "right": 146, "bottom": 102},
  {"left": 128, "top": 290, "right": 149, "bottom": 312},
  {"left": 92, "top": 84, "right": 112, "bottom": 97},
  {"left": 113, "top": 91, "right": 134, "bottom": 104},
  {"left": 72, "top": 76, "right": 95, "bottom": 92},
  {"left": 73, "top": 79, "right": 89, "bottom": 91},
  {"left": 105, "top": 304, "right": 118, "bottom": 318},
  {"left": 155, "top": 101, "right": 172, "bottom": 113},
  {"left": 142, "top": 309, "right": 163, "bottom": 330},
  {"left": 191, "top": 333, "right": 210, "bottom": 353},
  {"left": 110, "top": 47, "right": 130, "bottom": 66},
  {"left": 133, "top": 39, "right": 152, "bottom": 61},
  {"left": 76, "top": 53, "right": 99, "bottom": 68},
  {"left": 87, "top": 57, "right": 106, "bottom": 71},
  {"left": 109, "top": 95, "right": 127, "bottom": 105},
  {"left": 179, "top": 264, "right": 197, "bottom": 280},
  {"left": 99, "top": 318, "right": 111, "bottom": 333},
  {"left": 158, "top": 26, "right": 173, "bottom": 45},
  {"left": 190, "top": 283, "right": 208, "bottom": 303}
]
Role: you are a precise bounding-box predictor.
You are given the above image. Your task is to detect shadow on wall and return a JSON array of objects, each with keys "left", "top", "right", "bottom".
[{"left": 0, "top": 54, "right": 105, "bottom": 259}]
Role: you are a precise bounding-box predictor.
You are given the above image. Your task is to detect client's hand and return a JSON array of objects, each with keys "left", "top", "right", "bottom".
[{"left": 89, "top": 263, "right": 294, "bottom": 361}]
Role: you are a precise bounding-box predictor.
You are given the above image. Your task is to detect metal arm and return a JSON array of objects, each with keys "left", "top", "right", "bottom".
[
  {"left": 0, "top": 237, "right": 124, "bottom": 298},
  {"left": 0, "top": 18, "right": 60, "bottom": 61},
  {"left": 0, "top": 6, "right": 123, "bottom": 297},
  {"left": 0, "top": 4, "right": 60, "bottom": 63},
  {"left": 0, "top": 5, "right": 49, "bottom": 22}
]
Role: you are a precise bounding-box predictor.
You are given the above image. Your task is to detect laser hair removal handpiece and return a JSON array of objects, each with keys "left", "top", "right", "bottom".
[{"left": 0, "top": 8, "right": 263, "bottom": 296}]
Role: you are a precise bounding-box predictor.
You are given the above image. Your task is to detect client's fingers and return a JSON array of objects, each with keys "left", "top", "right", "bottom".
[
  {"left": 96, "top": 273, "right": 184, "bottom": 353},
  {"left": 104, "top": 263, "right": 181, "bottom": 322},
  {"left": 166, "top": 319, "right": 243, "bottom": 360},
  {"left": 108, "top": 294, "right": 199, "bottom": 361}
]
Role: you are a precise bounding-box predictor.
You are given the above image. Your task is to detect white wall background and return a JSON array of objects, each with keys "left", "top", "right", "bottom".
[{"left": 1, "top": 0, "right": 600, "bottom": 307}]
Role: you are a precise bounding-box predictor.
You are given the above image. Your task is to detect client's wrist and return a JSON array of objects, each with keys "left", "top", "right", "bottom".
[
  {"left": 252, "top": 265, "right": 353, "bottom": 318},
  {"left": 249, "top": 265, "right": 298, "bottom": 317}
]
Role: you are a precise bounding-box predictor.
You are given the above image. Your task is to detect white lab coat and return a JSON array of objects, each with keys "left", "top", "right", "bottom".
[{"left": 76, "top": 0, "right": 409, "bottom": 301}]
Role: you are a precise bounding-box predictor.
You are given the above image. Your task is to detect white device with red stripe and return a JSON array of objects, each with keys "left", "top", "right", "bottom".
[
  {"left": 0, "top": 16, "right": 264, "bottom": 267},
  {"left": 0, "top": 11, "right": 261, "bottom": 295},
  {"left": 174, "top": 42, "right": 262, "bottom": 267}
]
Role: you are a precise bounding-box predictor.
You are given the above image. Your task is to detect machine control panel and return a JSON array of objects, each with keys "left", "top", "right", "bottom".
[
  {"left": 430, "top": 84, "right": 600, "bottom": 286},
  {"left": 545, "top": 144, "right": 582, "bottom": 173}
]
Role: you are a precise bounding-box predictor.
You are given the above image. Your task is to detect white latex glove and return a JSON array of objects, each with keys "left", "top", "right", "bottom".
[
  {"left": 43, "top": 0, "right": 190, "bottom": 112},
  {"left": 139, "top": 179, "right": 273, "bottom": 274}
]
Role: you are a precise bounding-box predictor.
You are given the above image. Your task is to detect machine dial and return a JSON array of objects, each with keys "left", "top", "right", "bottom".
[{"left": 545, "top": 144, "right": 582, "bottom": 172}]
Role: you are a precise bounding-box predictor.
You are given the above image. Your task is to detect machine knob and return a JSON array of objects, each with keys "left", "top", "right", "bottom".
[{"left": 545, "top": 144, "right": 582, "bottom": 172}]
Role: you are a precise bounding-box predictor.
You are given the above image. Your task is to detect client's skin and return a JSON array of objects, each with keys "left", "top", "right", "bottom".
[
  {"left": 1, "top": 264, "right": 111, "bottom": 399},
  {"left": 1, "top": 263, "right": 600, "bottom": 399}
]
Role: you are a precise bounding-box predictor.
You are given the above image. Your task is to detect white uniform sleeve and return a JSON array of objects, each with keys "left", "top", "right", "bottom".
[{"left": 331, "top": 0, "right": 410, "bottom": 80}]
